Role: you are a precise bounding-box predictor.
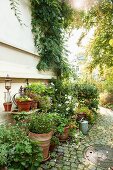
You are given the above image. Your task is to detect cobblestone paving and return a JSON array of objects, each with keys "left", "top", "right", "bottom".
[{"left": 40, "top": 107, "right": 113, "bottom": 170}]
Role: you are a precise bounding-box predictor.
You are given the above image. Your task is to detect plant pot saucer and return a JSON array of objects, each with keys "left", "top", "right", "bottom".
[{"left": 42, "top": 153, "right": 50, "bottom": 162}]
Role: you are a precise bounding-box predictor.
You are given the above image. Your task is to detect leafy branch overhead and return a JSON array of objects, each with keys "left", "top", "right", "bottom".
[{"left": 76, "top": 0, "right": 113, "bottom": 69}]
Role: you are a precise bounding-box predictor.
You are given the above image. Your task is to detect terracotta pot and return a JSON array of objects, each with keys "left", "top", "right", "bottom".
[
  {"left": 49, "top": 143, "right": 56, "bottom": 152},
  {"left": 3, "top": 102, "right": 12, "bottom": 112},
  {"left": 16, "top": 101, "right": 32, "bottom": 112},
  {"left": 31, "top": 101, "right": 38, "bottom": 109},
  {"left": 0, "top": 167, "right": 7, "bottom": 170},
  {"left": 29, "top": 131, "right": 53, "bottom": 161},
  {"left": 58, "top": 126, "right": 70, "bottom": 141},
  {"left": 76, "top": 112, "right": 86, "bottom": 122}
]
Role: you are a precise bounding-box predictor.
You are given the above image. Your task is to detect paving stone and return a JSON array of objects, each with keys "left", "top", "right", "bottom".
[{"left": 41, "top": 107, "right": 113, "bottom": 170}]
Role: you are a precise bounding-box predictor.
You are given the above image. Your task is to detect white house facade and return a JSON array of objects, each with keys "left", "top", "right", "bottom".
[{"left": 0, "top": 0, "right": 54, "bottom": 112}]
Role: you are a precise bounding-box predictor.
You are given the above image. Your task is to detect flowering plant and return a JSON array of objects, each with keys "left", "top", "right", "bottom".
[{"left": 49, "top": 79, "right": 76, "bottom": 118}]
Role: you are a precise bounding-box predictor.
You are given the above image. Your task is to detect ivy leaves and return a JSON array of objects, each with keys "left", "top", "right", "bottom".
[{"left": 30, "top": 0, "right": 75, "bottom": 78}]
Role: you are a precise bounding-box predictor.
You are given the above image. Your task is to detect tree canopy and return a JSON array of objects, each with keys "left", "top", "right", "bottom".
[{"left": 76, "top": 0, "right": 113, "bottom": 69}]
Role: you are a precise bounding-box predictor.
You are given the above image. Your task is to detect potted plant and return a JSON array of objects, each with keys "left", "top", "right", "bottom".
[
  {"left": 49, "top": 136, "right": 59, "bottom": 152},
  {"left": 75, "top": 106, "right": 94, "bottom": 124},
  {"left": 0, "top": 125, "right": 43, "bottom": 169},
  {"left": 3, "top": 102, "right": 12, "bottom": 112},
  {"left": 16, "top": 96, "right": 32, "bottom": 112},
  {"left": 53, "top": 115, "right": 71, "bottom": 141},
  {"left": 3, "top": 92, "right": 12, "bottom": 112},
  {"left": 75, "top": 106, "right": 87, "bottom": 122},
  {"left": 25, "top": 82, "right": 47, "bottom": 109},
  {"left": 28, "top": 113, "right": 54, "bottom": 161},
  {"left": 39, "top": 95, "right": 51, "bottom": 113}
]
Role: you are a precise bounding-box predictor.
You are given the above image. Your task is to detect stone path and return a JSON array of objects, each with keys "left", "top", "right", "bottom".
[{"left": 40, "top": 107, "right": 113, "bottom": 170}]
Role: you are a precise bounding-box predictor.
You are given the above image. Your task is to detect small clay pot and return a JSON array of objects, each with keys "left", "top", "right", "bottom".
[
  {"left": 58, "top": 126, "right": 70, "bottom": 141},
  {"left": 3, "top": 102, "right": 12, "bottom": 112}
]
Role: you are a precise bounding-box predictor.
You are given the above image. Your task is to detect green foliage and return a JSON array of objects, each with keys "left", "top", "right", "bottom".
[
  {"left": 16, "top": 96, "right": 32, "bottom": 102},
  {"left": 30, "top": 0, "right": 75, "bottom": 77},
  {"left": 102, "top": 67, "right": 113, "bottom": 93},
  {"left": 39, "top": 95, "right": 51, "bottom": 112},
  {"left": 74, "top": 83, "right": 99, "bottom": 110},
  {"left": 26, "top": 82, "right": 47, "bottom": 95},
  {"left": 76, "top": 0, "right": 113, "bottom": 69},
  {"left": 0, "top": 125, "right": 42, "bottom": 169},
  {"left": 26, "top": 83, "right": 51, "bottom": 112},
  {"left": 49, "top": 78, "right": 76, "bottom": 117},
  {"left": 28, "top": 113, "right": 55, "bottom": 134},
  {"left": 50, "top": 136, "right": 59, "bottom": 145},
  {"left": 12, "top": 111, "right": 31, "bottom": 122}
]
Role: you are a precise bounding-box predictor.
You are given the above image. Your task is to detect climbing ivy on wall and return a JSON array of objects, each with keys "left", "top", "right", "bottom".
[
  {"left": 10, "top": 0, "right": 75, "bottom": 78},
  {"left": 30, "top": 0, "right": 75, "bottom": 78}
]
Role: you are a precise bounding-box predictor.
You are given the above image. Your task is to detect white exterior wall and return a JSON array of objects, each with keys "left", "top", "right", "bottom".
[{"left": 0, "top": 0, "right": 54, "bottom": 111}]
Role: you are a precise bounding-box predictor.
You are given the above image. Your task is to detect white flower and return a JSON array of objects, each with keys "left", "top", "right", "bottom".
[
  {"left": 66, "top": 107, "right": 69, "bottom": 111},
  {"left": 68, "top": 96, "right": 72, "bottom": 100},
  {"left": 50, "top": 82, "right": 54, "bottom": 86}
]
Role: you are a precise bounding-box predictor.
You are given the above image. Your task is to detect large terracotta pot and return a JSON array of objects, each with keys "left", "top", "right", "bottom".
[
  {"left": 16, "top": 101, "right": 32, "bottom": 112},
  {"left": 29, "top": 131, "right": 53, "bottom": 161},
  {"left": 3, "top": 102, "right": 12, "bottom": 112},
  {"left": 58, "top": 126, "right": 70, "bottom": 141}
]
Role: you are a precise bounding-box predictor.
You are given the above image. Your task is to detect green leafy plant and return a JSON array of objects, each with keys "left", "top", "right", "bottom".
[
  {"left": 50, "top": 136, "right": 59, "bottom": 146},
  {"left": 30, "top": 0, "right": 75, "bottom": 78},
  {"left": 74, "top": 0, "right": 113, "bottom": 69},
  {"left": 26, "top": 82, "right": 47, "bottom": 95},
  {"left": 12, "top": 111, "right": 31, "bottom": 122},
  {"left": 0, "top": 125, "right": 43, "bottom": 169},
  {"left": 16, "top": 96, "right": 32, "bottom": 102},
  {"left": 28, "top": 113, "right": 55, "bottom": 134},
  {"left": 74, "top": 83, "right": 99, "bottom": 110},
  {"left": 75, "top": 106, "right": 95, "bottom": 124},
  {"left": 49, "top": 78, "right": 76, "bottom": 118},
  {"left": 39, "top": 96, "right": 51, "bottom": 113}
]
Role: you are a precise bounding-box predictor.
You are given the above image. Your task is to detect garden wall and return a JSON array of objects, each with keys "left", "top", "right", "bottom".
[{"left": 0, "top": 0, "right": 54, "bottom": 112}]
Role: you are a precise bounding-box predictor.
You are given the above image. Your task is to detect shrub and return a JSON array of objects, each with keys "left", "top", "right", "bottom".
[
  {"left": 75, "top": 106, "right": 95, "bottom": 124},
  {"left": 26, "top": 82, "right": 47, "bottom": 95},
  {"left": 99, "top": 92, "right": 113, "bottom": 106},
  {"left": 0, "top": 125, "right": 43, "bottom": 169},
  {"left": 74, "top": 83, "right": 99, "bottom": 110},
  {"left": 49, "top": 78, "right": 76, "bottom": 117}
]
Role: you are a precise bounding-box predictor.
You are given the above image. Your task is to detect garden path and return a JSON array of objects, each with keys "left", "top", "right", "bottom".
[{"left": 40, "top": 107, "right": 113, "bottom": 170}]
